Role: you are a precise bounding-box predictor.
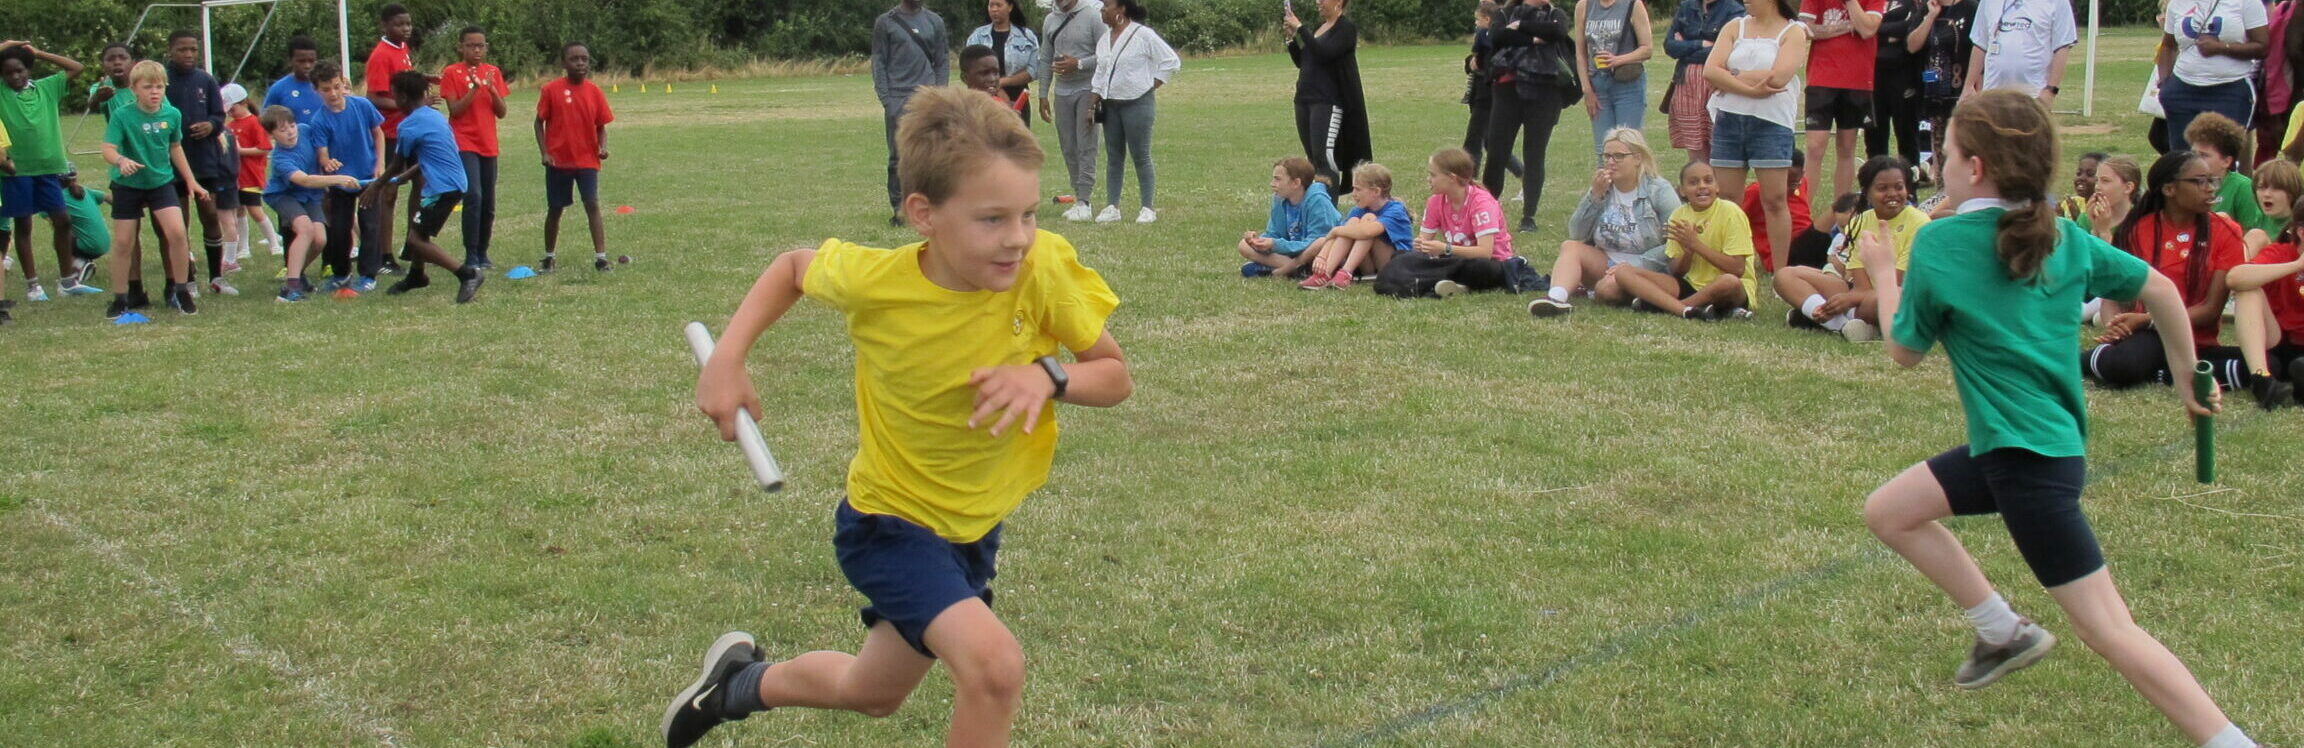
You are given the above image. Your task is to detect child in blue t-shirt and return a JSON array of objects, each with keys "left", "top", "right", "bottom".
[
  {"left": 1237, "top": 156, "right": 1341, "bottom": 278},
  {"left": 359, "top": 71, "right": 481, "bottom": 303},
  {"left": 1297, "top": 162, "right": 1415, "bottom": 290},
  {"left": 260, "top": 106, "right": 361, "bottom": 301},
  {"left": 1860, "top": 90, "right": 2259, "bottom": 748}
]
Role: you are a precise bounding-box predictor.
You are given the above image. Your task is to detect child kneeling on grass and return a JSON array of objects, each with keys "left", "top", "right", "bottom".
[
  {"left": 666, "top": 86, "right": 1133, "bottom": 748},
  {"left": 1860, "top": 89, "right": 2260, "bottom": 748},
  {"left": 1238, "top": 156, "right": 1340, "bottom": 278},
  {"left": 1377, "top": 148, "right": 1516, "bottom": 298},
  {"left": 1297, "top": 162, "right": 1414, "bottom": 290},
  {"left": 1773, "top": 155, "right": 1928, "bottom": 341},
  {"left": 1610, "top": 161, "right": 1755, "bottom": 320}
]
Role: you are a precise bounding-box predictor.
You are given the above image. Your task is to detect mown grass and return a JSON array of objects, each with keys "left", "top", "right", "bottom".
[{"left": 0, "top": 27, "right": 2296, "bottom": 746}]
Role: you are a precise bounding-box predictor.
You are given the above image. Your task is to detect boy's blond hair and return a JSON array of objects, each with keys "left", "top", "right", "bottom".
[
  {"left": 1352, "top": 162, "right": 1393, "bottom": 196},
  {"left": 127, "top": 59, "right": 167, "bottom": 88},
  {"left": 897, "top": 86, "right": 1045, "bottom": 204}
]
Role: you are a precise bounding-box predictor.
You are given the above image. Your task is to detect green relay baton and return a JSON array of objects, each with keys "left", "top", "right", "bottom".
[{"left": 2193, "top": 360, "right": 2215, "bottom": 484}]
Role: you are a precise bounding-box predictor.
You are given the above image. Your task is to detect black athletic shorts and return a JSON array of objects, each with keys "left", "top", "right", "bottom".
[
  {"left": 111, "top": 183, "right": 183, "bottom": 220},
  {"left": 1804, "top": 86, "right": 1875, "bottom": 132},
  {"left": 1927, "top": 446, "right": 2104, "bottom": 588},
  {"left": 174, "top": 173, "right": 240, "bottom": 210},
  {"left": 408, "top": 191, "right": 464, "bottom": 240}
]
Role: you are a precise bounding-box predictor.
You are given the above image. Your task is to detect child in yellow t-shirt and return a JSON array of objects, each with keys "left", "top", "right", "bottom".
[
  {"left": 1773, "top": 155, "right": 1928, "bottom": 341},
  {"left": 666, "top": 87, "right": 1132, "bottom": 748},
  {"left": 1615, "top": 161, "right": 1756, "bottom": 320}
]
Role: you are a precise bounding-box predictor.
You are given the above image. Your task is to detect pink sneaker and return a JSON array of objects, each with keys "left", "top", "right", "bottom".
[
  {"left": 1330, "top": 272, "right": 1354, "bottom": 290},
  {"left": 1298, "top": 271, "right": 1331, "bottom": 290}
]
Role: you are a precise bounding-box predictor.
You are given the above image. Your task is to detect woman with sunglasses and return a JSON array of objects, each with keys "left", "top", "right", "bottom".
[{"left": 2084, "top": 150, "right": 2251, "bottom": 390}]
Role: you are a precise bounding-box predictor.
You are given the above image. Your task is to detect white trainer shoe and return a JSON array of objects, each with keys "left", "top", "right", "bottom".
[
  {"left": 1095, "top": 205, "right": 1122, "bottom": 223},
  {"left": 1136, "top": 207, "right": 1158, "bottom": 224},
  {"left": 1063, "top": 203, "right": 1093, "bottom": 222}
]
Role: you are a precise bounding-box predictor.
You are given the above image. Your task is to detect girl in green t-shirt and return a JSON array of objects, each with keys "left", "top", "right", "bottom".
[{"left": 1858, "top": 90, "right": 2259, "bottom": 748}]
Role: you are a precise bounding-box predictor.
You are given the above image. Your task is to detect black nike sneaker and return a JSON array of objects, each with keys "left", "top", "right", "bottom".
[{"left": 662, "top": 631, "right": 761, "bottom": 748}]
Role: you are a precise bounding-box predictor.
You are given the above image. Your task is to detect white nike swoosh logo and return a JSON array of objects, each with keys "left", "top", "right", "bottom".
[{"left": 690, "top": 683, "right": 717, "bottom": 711}]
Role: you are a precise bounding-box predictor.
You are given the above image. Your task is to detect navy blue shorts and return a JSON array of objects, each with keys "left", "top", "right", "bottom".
[
  {"left": 833, "top": 499, "right": 1001, "bottom": 658},
  {"left": 545, "top": 167, "right": 599, "bottom": 209},
  {"left": 1710, "top": 112, "right": 1796, "bottom": 170},
  {"left": 1, "top": 175, "right": 67, "bottom": 218},
  {"left": 110, "top": 184, "right": 183, "bottom": 221},
  {"left": 1927, "top": 446, "right": 2104, "bottom": 589}
]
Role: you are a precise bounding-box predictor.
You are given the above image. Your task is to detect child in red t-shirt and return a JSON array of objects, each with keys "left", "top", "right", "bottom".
[
  {"left": 442, "top": 26, "right": 509, "bottom": 269},
  {"left": 2231, "top": 203, "right": 2304, "bottom": 408},
  {"left": 365, "top": 2, "right": 417, "bottom": 275},
  {"left": 533, "top": 42, "right": 615, "bottom": 272},
  {"left": 2084, "top": 150, "right": 2249, "bottom": 390},
  {"left": 1798, "top": 0, "right": 1884, "bottom": 201},
  {"left": 224, "top": 95, "right": 281, "bottom": 265}
]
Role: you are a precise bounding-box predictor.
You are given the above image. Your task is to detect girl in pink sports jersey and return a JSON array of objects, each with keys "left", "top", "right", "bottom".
[{"left": 1375, "top": 147, "right": 1516, "bottom": 298}]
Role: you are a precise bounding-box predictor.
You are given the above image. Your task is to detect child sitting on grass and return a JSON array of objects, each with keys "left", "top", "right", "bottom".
[
  {"left": 2229, "top": 182, "right": 2304, "bottom": 409},
  {"left": 1296, "top": 162, "right": 1414, "bottom": 289},
  {"left": 1774, "top": 156, "right": 1928, "bottom": 341},
  {"left": 1376, "top": 147, "right": 1514, "bottom": 298},
  {"left": 1610, "top": 161, "right": 1755, "bottom": 320},
  {"left": 1238, "top": 156, "right": 1340, "bottom": 278},
  {"left": 2242, "top": 158, "right": 2299, "bottom": 256},
  {"left": 2185, "top": 113, "right": 2272, "bottom": 237},
  {"left": 666, "top": 86, "right": 1131, "bottom": 748}
]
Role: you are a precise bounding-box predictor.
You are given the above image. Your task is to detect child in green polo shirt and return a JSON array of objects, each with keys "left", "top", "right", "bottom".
[
  {"left": 1859, "top": 90, "right": 2259, "bottom": 748},
  {"left": 100, "top": 60, "right": 207, "bottom": 318},
  {"left": 2183, "top": 113, "right": 2273, "bottom": 238},
  {"left": 0, "top": 41, "right": 88, "bottom": 301}
]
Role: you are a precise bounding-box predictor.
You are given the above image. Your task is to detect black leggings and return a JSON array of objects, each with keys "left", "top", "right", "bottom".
[
  {"left": 2080, "top": 329, "right": 2250, "bottom": 389},
  {"left": 1866, "top": 69, "right": 1924, "bottom": 166},
  {"left": 1296, "top": 100, "right": 1345, "bottom": 187},
  {"left": 458, "top": 153, "right": 499, "bottom": 261},
  {"left": 1483, "top": 81, "right": 1562, "bottom": 222},
  {"left": 1929, "top": 446, "right": 2101, "bottom": 589},
  {"left": 1464, "top": 95, "right": 1523, "bottom": 179},
  {"left": 324, "top": 191, "right": 380, "bottom": 279}
]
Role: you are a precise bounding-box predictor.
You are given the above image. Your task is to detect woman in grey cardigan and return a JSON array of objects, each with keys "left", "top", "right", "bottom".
[{"left": 1530, "top": 128, "right": 1681, "bottom": 315}]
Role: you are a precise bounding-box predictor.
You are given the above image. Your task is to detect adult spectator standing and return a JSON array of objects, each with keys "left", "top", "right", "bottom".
[
  {"left": 873, "top": 0, "right": 951, "bottom": 227},
  {"left": 1909, "top": 0, "right": 1976, "bottom": 185},
  {"left": 1573, "top": 0, "right": 1655, "bottom": 160},
  {"left": 263, "top": 36, "right": 323, "bottom": 125},
  {"left": 366, "top": 3, "right": 416, "bottom": 274},
  {"left": 1663, "top": 0, "right": 1745, "bottom": 163},
  {"left": 966, "top": 0, "right": 1038, "bottom": 127},
  {"left": 1287, "top": 0, "right": 1373, "bottom": 193},
  {"left": 2157, "top": 0, "right": 2269, "bottom": 153},
  {"left": 1484, "top": 0, "right": 1574, "bottom": 233},
  {"left": 1706, "top": 0, "right": 1811, "bottom": 271},
  {"left": 1088, "top": 0, "right": 1181, "bottom": 224},
  {"left": 1799, "top": 0, "right": 1883, "bottom": 205},
  {"left": 1038, "top": 0, "right": 1107, "bottom": 220},
  {"left": 1963, "top": 0, "right": 2077, "bottom": 107},
  {"left": 1868, "top": 0, "right": 1927, "bottom": 168},
  {"left": 164, "top": 30, "right": 239, "bottom": 296}
]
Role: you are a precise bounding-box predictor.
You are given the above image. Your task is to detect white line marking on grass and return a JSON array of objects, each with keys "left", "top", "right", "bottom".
[{"left": 35, "top": 509, "right": 404, "bottom": 746}]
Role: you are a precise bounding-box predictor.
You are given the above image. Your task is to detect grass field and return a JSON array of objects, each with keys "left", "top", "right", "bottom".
[{"left": 2, "top": 27, "right": 2298, "bottom": 746}]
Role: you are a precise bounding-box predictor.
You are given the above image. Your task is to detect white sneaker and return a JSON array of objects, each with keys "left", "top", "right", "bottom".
[
  {"left": 1095, "top": 205, "right": 1122, "bottom": 223},
  {"left": 1842, "top": 318, "right": 1881, "bottom": 342},
  {"left": 269, "top": 236, "right": 285, "bottom": 256},
  {"left": 1135, "top": 207, "right": 1158, "bottom": 224},
  {"left": 208, "top": 277, "right": 240, "bottom": 297},
  {"left": 24, "top": 283, "right": 50, "bottom": 302},
  {"left": 1433, "top": 280, "right": 1467, "bottom": 298},
  {"left": 231, "top": 241, "right": 251, "bottom": 261},
  {"left": 1063, "top": 203, "right": 1093, "bottom": 222}
]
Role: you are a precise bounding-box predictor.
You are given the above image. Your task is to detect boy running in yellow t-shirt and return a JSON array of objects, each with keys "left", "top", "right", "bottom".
[{"left": 665, "top": 86, "right": 1133, "bottom": 748}]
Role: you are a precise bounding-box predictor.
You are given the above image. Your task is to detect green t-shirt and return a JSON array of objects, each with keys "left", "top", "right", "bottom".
[
  {"left": 104, "top": 101, "right": 184, "bottom": 190},
  {"left": 0, "top": 74, "right": 69, "bottom": 175},
  {"left": 1890, "top": 207, "right": 2151, "bottom": 458},
  {"left": 63, "top": 187, "right": 110, "bottom": 256},
  {"left": 2215, "top": 172, "right": 2275, "bottom": 237}
]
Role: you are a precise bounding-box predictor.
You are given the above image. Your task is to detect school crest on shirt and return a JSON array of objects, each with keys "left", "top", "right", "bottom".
[{"left": 1013, "top": 309, "right": 1026, "bottom": 336}]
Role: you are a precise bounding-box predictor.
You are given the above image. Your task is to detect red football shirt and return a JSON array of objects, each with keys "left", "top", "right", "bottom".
[
  {"left": 536, "top": 77, "right": 614, "bottom": 171},
  {"left": 2122, "top": 212, "right": 2246, "bottom": 348},
  {"left": 2251, "top": 241, "right": 2304, "bottom": 344},
  {"left": 1801, "top": 0, "right": 1886, "bottom": 90},
  {"left": 1742, "top": 181, "right": 1812, "bottom": 271},
  {"left": 440, "top": 62, "right": 509, "bottom": 157},
  {"left": 365, "top": 38, "right": 415, "bottom": 137},
  {"left": 227, "top": 113, "right": 270, "bottom": 192}
]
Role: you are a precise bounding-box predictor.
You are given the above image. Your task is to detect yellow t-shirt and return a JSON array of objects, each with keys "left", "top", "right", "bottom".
[
  {"left": 1665, "top": 200, "right": 1757, "bottom": 302},
  {"left": 1845, "top": 206, "right": 1931, "bottom": 273},
  {"left": 803, "top": 230, "right": 1118, "bottom": 543}
]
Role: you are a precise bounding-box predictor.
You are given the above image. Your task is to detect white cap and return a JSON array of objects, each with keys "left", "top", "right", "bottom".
[{"left": 220, "top": 82, "right": 249, "bottom": 108}]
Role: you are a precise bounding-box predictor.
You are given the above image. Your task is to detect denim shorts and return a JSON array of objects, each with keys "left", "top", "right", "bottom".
[
  {"left": 1709, "top": 112, "right": 1796, "bottom": 170},
  {"left": 833, "top": 499, "right": 1002, "bottom": 658}
]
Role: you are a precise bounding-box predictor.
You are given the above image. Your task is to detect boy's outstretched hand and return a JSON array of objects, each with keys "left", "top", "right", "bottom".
[
  {"left": 968, "top": 364, "right": 1056, "bottom": 437},
  {"left": 696, "top": 363, "right": 765, "bottom": 442}
]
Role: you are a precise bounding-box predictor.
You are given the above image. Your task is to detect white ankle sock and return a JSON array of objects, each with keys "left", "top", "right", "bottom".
[
  {"left": 2080, "top": 297, "right": 2103, "bottom": 324},
  {"left": 1800, "top": 294, "right": 1826, "bottom": 318},
  {"left": 1963, "top": 592, "right": 2021, "bottom": 645},
  {"left": 1822, "top": 310, "right": 1856, "bottom": 332},
  {"left": 2202, "top": 723, "right": 2255, "bottom": 748},
  {"left": 1548, "top": 286, "right": 1571, "bottom": 303}
]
